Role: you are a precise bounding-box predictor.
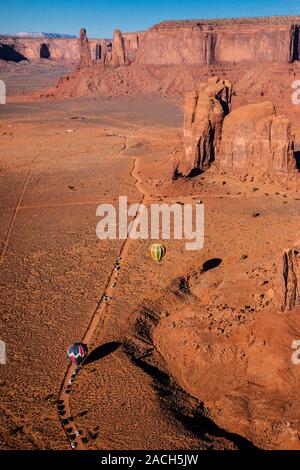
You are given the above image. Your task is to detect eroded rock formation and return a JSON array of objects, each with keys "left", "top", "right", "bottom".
[
  {"left": 179, "top": 77, "right": 232, "bottom": 175},
  {"left": 219, "top": 102, "right": 297, "bottom": 173},
  {"left": 149, "top": 250, "right": 300, "bottom": 449},
  {"left": 179, "top": 89, "right": 298, "bottom": 177},
  {"left": 79, "top": 28, "right": 91, "bottom": 67},
  {"left": 111, "top": 29, "right": 127, "bottom": 67},
  {"left": 0, "top": 36, "right": 81, "bottom": 63},
  {"left": 282, "top": 248, "right": 300, "bottom": 311}
]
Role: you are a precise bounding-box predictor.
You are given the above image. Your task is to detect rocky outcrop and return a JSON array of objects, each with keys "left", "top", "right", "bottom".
[
  {"left": 282, "top": 248, "right": 300, "bottom": 311},
  {"left": 0, "top": 36, "right": 81, "bottom": 63},
  {"left": 1, "top": 16, "right": 300, "bottom": 66},
  {"left": 111, "top": 29, "right": 127, "bottom": 67},
  {"left": 178, "top": 89, "right": 298, "bottom": 177},
  {"left": 0, "top": 29, "right": 102, "bottom": 65},
  {"left": 93, "top": 40, "right": 112, "bottom": 63},
  {"left": 79, "top": 28, "right": 91, "bottom": 66},
  {"left": 179, "top": 77, "right": 232, "bottom": 175},
  {"left": 153, "top": 300, "right": 300, "bottom": 449},
  {"left": 137, "top": 17, "right": 300, "bottom": 65},
  {"left": 150, "top": 249, "right": 300, "bottom": 449},
  {"left": 219, "top": 101, "right": 297, "bottom": 173}
]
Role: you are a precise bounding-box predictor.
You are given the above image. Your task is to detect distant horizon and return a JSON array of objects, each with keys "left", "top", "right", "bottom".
[{"left": 1, "top": 0, "right": 299, "bottom": 38}]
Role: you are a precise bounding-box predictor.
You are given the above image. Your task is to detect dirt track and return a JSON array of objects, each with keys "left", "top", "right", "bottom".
[
  {"left": 1, "top": 100, "right": 217, "bottom": 450},
  {"left": 58, "top": 133, "right": 148, "bottom": 449}
]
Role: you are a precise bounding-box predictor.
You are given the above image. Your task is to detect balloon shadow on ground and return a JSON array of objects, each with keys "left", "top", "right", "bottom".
[
  {"left": 202, "top": 258, "right": 222, "bottom": 272},
  {"left": 85, "top": 342, "right": 121, "bottom": 365}
]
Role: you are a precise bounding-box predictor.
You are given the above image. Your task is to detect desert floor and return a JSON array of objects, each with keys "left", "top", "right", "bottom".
[{"left": 0, "top": 66, "right": 300, "bottom": 450}]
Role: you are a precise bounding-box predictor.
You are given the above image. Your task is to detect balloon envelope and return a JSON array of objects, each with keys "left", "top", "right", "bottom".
[
  {"left": 150, "top": 243, "right": 166, "bottom": 263},
  {"left": 67, "top": 342, "right": 88, "bottom": 367}
]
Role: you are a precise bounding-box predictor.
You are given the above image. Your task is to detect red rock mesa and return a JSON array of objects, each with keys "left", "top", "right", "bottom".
[
  {"left": 111, "top": 29, "right": 127, "bottom": 67},
  {"left": 79, "top": 28, "right": 91, "bottom": 66},
  {"left": 1, "top": 16, "right": 300, "bottom": 65},
  {"left": 180, "top": 77, "right": 232, "bottom": 176},
  {"left": 219, "top": 102, "right": 297, "bottom": 174},
  {"left": 180, "top": 81, "right": 298, "bottom": 177}
]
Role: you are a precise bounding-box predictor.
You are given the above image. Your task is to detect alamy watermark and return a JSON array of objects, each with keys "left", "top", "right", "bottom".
[
  {"left": 292, "top": 80, "right": 300, "bottom": 105},
  {"left": 96, "top": 196, "right": 204, "bottom": 250},
  {"left": 291, "top": 340, "right": 300, "bottom": 365},
  {"left": 0, "top": 80, "right": 6, "bottom": 105},
  {"left": 0, "top": 340, "right": 6, "bottom": 364}
]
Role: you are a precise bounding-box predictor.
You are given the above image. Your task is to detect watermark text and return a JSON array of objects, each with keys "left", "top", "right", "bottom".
[
  {"left": 0, "top": 80, "right": 6, "bottom": 105},
  {"left": 292, "top": 80, "right": 300, "bottom": 105},
  {"left": 96, "top": 196, "right": 204, "bottom": 251}
]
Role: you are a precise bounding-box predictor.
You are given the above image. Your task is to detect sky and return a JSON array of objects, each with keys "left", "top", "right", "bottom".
[{"left": 1, "top": 0, "right": 299, "bottom": 38}]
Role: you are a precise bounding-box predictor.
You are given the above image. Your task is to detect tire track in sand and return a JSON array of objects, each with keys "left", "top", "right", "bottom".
[{"left": 0, "top": 153, "right": 39, "bottom": 266}]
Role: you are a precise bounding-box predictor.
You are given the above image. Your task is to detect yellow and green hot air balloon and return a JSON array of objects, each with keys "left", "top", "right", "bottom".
[{"left": 150, "top": 243, "right": 166, "bottom": 263}]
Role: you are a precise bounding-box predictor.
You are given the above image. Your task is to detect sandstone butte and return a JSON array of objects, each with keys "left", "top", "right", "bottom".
[
  {"left": 1, "top": 15, "right": 300, "bottom": 65},
  {"left": 179, "top": 81, "right": 298, "bottom": 177}
]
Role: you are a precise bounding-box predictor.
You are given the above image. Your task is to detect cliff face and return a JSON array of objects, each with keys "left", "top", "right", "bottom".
[
  {"left": 79, "top": 28, "right": 91, "bottom": 66},
  {"left": 179, "top": 89, "right": 297, "bottom": 177},
  {"left": 105, "top": 16, "right": 300, "bottom": 66},
  {"left": 0, "top": 38, "right": 80, "bottom": 64},
  {"left": 0, "top": 36, "right": 81, "bottom": 63},
  {"left": 100, "top": 17, "right": 300, "bottom": 66},
  {"left": 219, "top": 101, "right": 297, "bottom": 174},
  {"left": 1, "top": 16, "right": 300, "bottom": 66},
  {"left": 134, "top": 23, "right": 297, "bottom": 65}
]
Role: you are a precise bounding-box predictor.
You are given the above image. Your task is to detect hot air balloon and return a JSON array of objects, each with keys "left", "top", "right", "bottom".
[
  {"left": 150, "top": 243, "right": 166, "bottom": 263},
  {"left": 67, "top": 342, "right": 88, "bottom": 367}
]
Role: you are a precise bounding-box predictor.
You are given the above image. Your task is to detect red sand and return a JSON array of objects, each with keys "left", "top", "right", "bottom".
[{"left": 1, "top": 43, "right": 300, "bottom": 450}]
